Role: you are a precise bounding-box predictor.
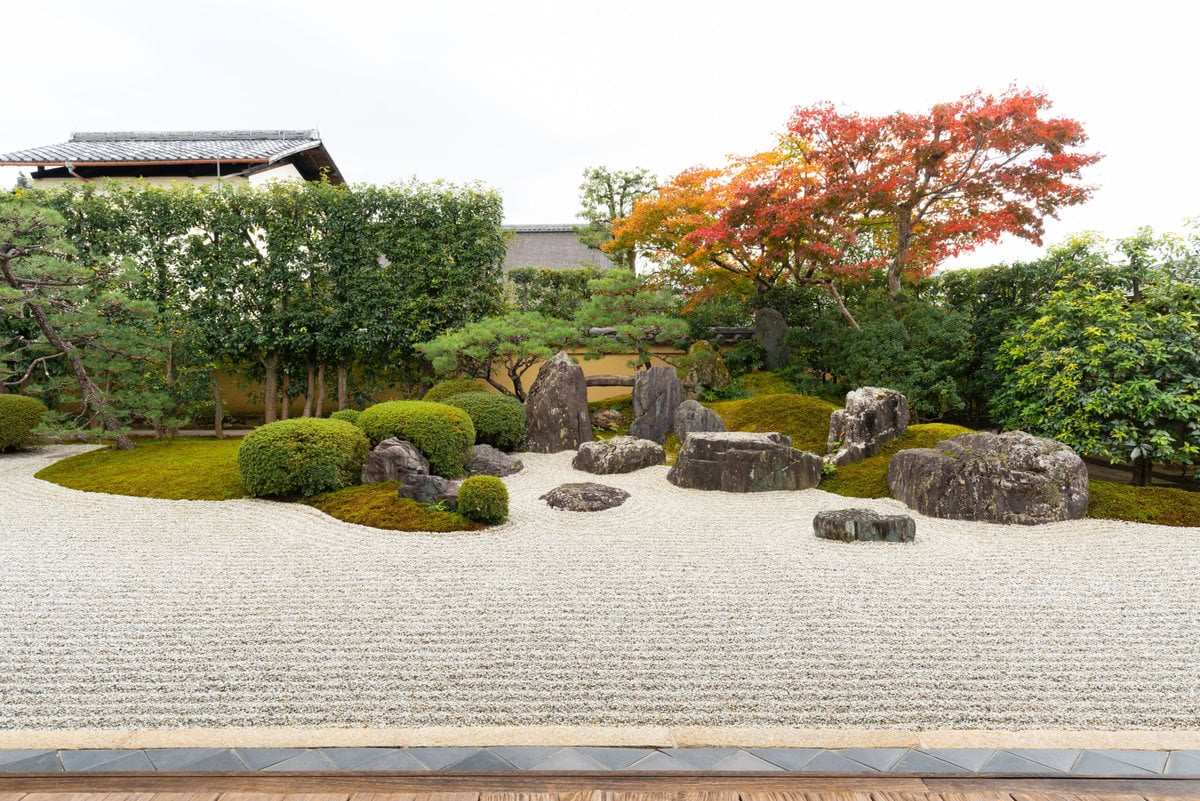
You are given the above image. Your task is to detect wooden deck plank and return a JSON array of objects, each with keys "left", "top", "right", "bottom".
[{"left": 873, "top": 793, "right": 1016, "bottom": 801}]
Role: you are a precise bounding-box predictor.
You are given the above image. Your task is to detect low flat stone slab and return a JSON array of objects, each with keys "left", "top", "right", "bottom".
[
  {"left": 540, "top": 482, "right": 630, "bottom": 512},
  {"left": 573, "top": 436, "right": 664, "bottom": 474},
  {"left": 813, "top": 508, "right": 916, "bottom": 543},
  {"left": 667, "top": 431, "right": 821, "bottom": 492}
]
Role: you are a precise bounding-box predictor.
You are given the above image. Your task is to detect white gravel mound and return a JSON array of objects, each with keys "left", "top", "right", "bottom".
[{"left": 1, "top": 445, "right": 1198, "bottom": 731}]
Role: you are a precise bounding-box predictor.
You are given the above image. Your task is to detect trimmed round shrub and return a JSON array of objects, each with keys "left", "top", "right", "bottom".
[
  {"left": 443, "top": 391, "right": 526, "bottom": 451},
  {"left": 0, "top": 395, "right": 48, "bottom": 451},
  {"left": 423, "top": 379, "right": 487, "bottom": 403},
  {"left": 356, "top": 400, "right": 476, "bottom": 478},
  {"left": 237, "top": 418, "right": 370, "bottom": 499},
  {"left": 456, "top": 475, "right": 509, "bottom": 524},
  {"left": 329, "top": 409, "right": 361, "bottom": 426}
]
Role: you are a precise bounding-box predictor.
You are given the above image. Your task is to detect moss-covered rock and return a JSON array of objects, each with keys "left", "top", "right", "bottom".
[
  {"left": 0, "top": 395, "right": 48, "bottom": 451},
  {"left": 305, "top": 481, "right": 481, "bottom": 532},
  {"left": 443, "top": 391, "right": 526, "bottom": 451},
  {"left": 357, "top": 400, "right": 476, "bottom": 478},
  {"left": 238, "top": 418, "right": 370, "bottom": 499},
  {"left": 456, "top": 475, "right": 509, "bottom": 524},
  {"left": 706, "top": 393, "right": 837, "bottom": 453}
]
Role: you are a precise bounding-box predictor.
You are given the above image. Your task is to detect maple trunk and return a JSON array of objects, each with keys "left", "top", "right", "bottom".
[
  {"left": 889, "top": 215, "right": 913, "bottom": 300},
  {"left": 212, "top": 369, "right": 225, "bottom": 439}
]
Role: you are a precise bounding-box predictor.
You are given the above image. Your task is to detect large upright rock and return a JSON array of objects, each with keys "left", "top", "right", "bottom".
[
  {"left": 827, "top": 387, "right": 910, "bottom": 467},
  {"left": 680, "top": 340, "right": 732, "bottom": 398},
  {"left": 573, "top": 435, "right": 664, "bottom": 474},
  {"left": 525, "top": 351, "right": 592, "bottom": 453},
  {"left": 362, "top": 438, "right": 430, "bottom": 484},
  {"left": 887, "top": 431, "right": 1090, "bottom": 525},
  {"left": 674, "top": 399, "right": 726, "bottom": 442},
  {"left": 754, "top": 307, "right": 789, "bottom": 370},
  {"left": 667, "top": 431, "right": 822, "bottom": 492},
  {"left": 629, "top": 365, "right": 685, "bottom": 444}
]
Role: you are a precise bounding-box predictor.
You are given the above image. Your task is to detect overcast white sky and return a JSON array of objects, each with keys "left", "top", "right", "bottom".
[{"left": 2, "top": 0, "right": 1196, "bottom": 268}]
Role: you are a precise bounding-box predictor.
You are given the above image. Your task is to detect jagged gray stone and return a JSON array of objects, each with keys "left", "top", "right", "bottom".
[
  {"left": 673, "top": 399, "right": 727, "bottom": 442},
  {"left": 361, "top": 438, "right": 430, "bottom": 484},
  {"left": 467, "top": 444, "right": 523, "bottom": 477},
  {"left": 827, "top": 387, "right": 910, "bottom": 467},
  {"left": 572, "top": 436, "right": 664, "bottom": 474},
  {"left": 629, "top": 365, "right": 685, "bottom": 444},
  {"left": 540, "top": 482, "right": 630, "bottom": 512},
  {"left": 524, "top": 351, "right": 592, "bottom": 453},
  {"left": 888, "top": 431, "right": 1090, "bottom": 525},
  {"left": 813, "top": 508, "right": 916, "bottom": 543},
  {"left": 397, "top": 474, "right": 462, "bottom": 508},
  {"left": 667, "top": 431, "right": 822, "bottom": 492}
]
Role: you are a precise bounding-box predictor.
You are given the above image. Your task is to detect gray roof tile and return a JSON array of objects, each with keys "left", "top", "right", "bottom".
[{"left": 0, "top": 129, "right": 321, "bottom": 165}]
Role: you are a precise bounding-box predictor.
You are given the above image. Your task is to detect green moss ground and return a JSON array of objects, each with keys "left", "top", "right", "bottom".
[
  {"left": 706, "top": 393, "right": 838, "bottom": 453},
  {"left": 305, "top": 482, "right": 482, "bottom": 532},
  {"left": 738, "top": 371, "right": 799, "bottom": 396},
  {"left": 35, "top": 438, "right": 245, "bottom": 500},
  {"left": 818, "top": 423, "right": 974, "bottom": 498},
  {"left": 1086, "top": 480, "right": 1200, "bottom": 527}
]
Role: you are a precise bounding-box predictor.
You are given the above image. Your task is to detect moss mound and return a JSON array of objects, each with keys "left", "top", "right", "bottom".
[
  {"left": 456, "top": 475, "right": 509, "bottom": 524},
  {"left": 423, "top": 379, "right": 488, "bottom": 403},
  {"left": 305, "top": 482, "right": 482, "bottom": 532},
  {"left": 328, "top": 409, "right": 361, "bottom": 425},
  {"left": 588, "top": 393, "right": 634, "bottom": 416},
  {"left": 738, "top": 371, "right": 798, "bottom": 397},
  {"left": 356, "top": 400, "right": 476, "bottom": 478},
  {"left": 819, "top": 423, "right": 975, "bottom": 498},
  {"left": 238, "top": 418, "right": 370, "bottom": 499},
  {"left": 706, "top": 393, "right": 838, "bottom": 453},
  {"left": 36, "top": 438, "right": 245, "bottom": 500},
  {"left": 0, "top": 394, "right": 48, "bottom": 451},
  {"left": 443, "top": 391, "right": 526, "bottom": 451},
  {"left": 1086, "top": 480, "right": 1200, "bottom": 527}
]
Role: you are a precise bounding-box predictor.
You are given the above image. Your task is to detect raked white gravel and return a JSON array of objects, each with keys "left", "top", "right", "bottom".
[{"left": 1, "top": 445, "right": 1198, "bottom": 731}]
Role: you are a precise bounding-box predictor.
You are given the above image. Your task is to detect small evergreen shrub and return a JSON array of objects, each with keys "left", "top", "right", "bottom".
[
  {"left": 356, "top": 400, "right": 476, "bottom": 477},
  {"left": 456, "top": 475, "right": 509, "bottom": 524},
  {"left": 237, "top": 418, "right": 369, "bottom": 499},
  {"left": 423, "top": 379, "right": 487, "bottom": 403},
  {"left": 0, "top": 395, "right": 48, "bottom": 451},
  {"left": 443, "top": 391, "right": 526, "bottom": 451},
  {"left": 329, "top": 409, "right": 361, "bottom": 425}
]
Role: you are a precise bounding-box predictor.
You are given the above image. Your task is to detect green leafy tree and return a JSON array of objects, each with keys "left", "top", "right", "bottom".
[
  {"left": 507, "top": 267, "right": 601, "bottom": 319},
  {"left": 417, "top": 311, "right": 582, "bottom": 401},
  {"left": 577, "top": 166, "right": 657, "bottom": 270},
  {"left": 574, "top": 269, "right": 689, "bottom": 369},
  {"left": 992, "top": 268, "right": 1200, "bottom": 485}
]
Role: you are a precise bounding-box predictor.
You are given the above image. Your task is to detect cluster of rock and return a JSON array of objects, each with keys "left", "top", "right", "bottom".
[
  {"left": 826, "top": 387, "right": 909, "bottom": 467},
  {"left": 668, "top": 432, "right": 822, "bottom": 493},
  {"left": 888, "top": 431, "right": 1089, "bottom": 525},
  {"left": 362, "top": 437, "right": 522, "bottom": 511}
]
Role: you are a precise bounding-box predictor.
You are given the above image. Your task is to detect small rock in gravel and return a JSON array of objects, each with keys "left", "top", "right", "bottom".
[
  {"left": 468, "top": 444, "right": 523, "bottom": 477},
  {"left": 813, "top": 508, "right": 916, "bottom": 543},
  {"left": 540, "top": 482, "right": 630, "bottom": 512}
]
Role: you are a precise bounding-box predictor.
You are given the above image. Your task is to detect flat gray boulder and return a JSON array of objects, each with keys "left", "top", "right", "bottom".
[
  {"left": 674, "top": 399, "right": 726, "bottom": 442},
  {"left": 362, "top": 438, "right": 430, "bottom": 484},
  {"left": 468, "top": 444, "right": 523, "bottom": 477},
  {"left": 541, "top": 482, "right": 630, "bottom": 512},
  {"left": 827, "top": 387, "right": 909, "bottom": 467},
  {"left": 525, "top": 351, "right": 593, "bottom": 453},
  {"left": 888, "top": 431, "right": 1089, "bottom": 525},
  {"left": 397, "top": 474, "right": 462, "bottom": 508},
  {"left": 629, "top": 365, "right": 685, "bottom": 444},
  {"left": 667, "top": 431, "right": 822, "bottom": 492},
  {"left": 573, "top": 436, "right": 664, "bottom": 474},
  {"left": 814, "top": 508, "right": 916, "bottom": 543}
]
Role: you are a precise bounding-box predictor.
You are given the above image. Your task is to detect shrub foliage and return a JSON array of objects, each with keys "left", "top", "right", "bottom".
[
  {"left": 456, "top": 475, "right": 509, "bottom": 524},
  {"left": 328, "top": 409, "right": 361, "bottom": 425},
  {"left": 237, "top": 418, "right": 369, "bottom": 498},
  {"left": 0, "top": 395, "right": 48, "bottom": 451},
  {"left": 356, "top": 400, "right": 476, "bottom": 477},
  {"left": 423, "top": 379, "right": 487, "bottom": 403},
  {"left": 443, "top": 391, "right": 526, "bottom": 451}
]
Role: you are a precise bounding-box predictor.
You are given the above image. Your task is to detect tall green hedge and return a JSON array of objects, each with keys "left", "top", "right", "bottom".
[
  {"left": 356, "top": 400, "right": 476, "bottom": 478},
  {"left": 237, "top": 418, "right": 369, "bottom": 498},
  {"left": 443, "top": 391, "right": 526, "bottom": 451},
  {"left": 0, "top": 395, "right": 48, "bottom": 451}
]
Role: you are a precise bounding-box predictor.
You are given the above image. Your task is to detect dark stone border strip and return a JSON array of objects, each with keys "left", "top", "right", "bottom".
[{"left": 0, "top": 748, "right": 1197, "bottom": 775}]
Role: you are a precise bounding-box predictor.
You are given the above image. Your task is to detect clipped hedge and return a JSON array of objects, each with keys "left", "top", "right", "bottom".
[
  {"left": 456, "top": 475, "right": 509, "bottom": 524},
  {"left": 423, "top": 379, "right": 487, "bottom": 403},
  {"left": 443, "top": 391, "right": 526, "bottom": 451},
  {"left": 0, "top": 395, "right": 48, "bottom": 451},
  {"left": 329, "top": 409, "right": 361, "bottom": 425},
  {"left": 356, "top": 400, "right": 476, "bottom": 478},
  {"left": 237, "top": 418, "right": 370, "bottom": 499}
]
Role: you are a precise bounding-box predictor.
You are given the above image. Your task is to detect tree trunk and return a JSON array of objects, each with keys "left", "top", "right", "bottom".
[
  {"left": 213, "top": 369, "right": 225, "bottom": 439},
  {"left": 1131, "top": 454, "right": 1153, "bottom": 487},
  {"left": 302, "top": 362, "right": 316, "bottom": 418},
  {"left": 824, "top": 282, "right": 861, "bottom": 330},
  {"left": 889, "top": 214, "right": 913, "bottom": 300},
  {"left": 263, "top": 355, "right": 278, "bottom": 424},
  {"left": 164, "top": 343, "right": 178, "bottom": 438},
  {"left": 315, "top": 363, "right": 327, "bottom": 418},
  {"left": 280, "top": 373, "right": 291, "bottom": 420},
  {"left": 337, "top": 365, "right": 348, "bottom": 411}
]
